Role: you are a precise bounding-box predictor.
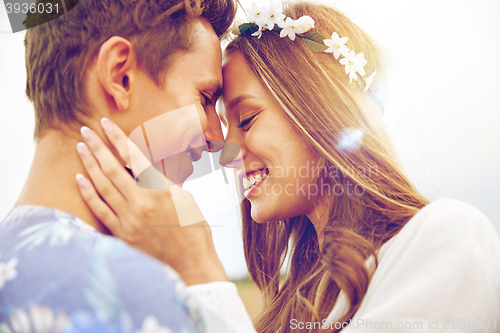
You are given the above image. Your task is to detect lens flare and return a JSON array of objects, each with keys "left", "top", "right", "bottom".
[{"left": 337, "top": 127, "right": 363, "bottom": 152}]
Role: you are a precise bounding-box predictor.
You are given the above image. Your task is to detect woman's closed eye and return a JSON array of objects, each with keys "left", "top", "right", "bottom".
[{"left": 237, "top": 115, "right": 257, "bottom": 131}]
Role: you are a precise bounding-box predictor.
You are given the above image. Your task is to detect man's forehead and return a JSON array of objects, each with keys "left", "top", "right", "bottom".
[
  {"left": 190, "top": 18, "right": 219, "bottom": 46},
  {"left": 188, "top": 20, "right": 223, "bottom": 90}
]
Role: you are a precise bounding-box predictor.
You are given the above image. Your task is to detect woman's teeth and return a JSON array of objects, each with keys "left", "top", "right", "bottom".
[{"left": 243, "top": 169, "right": 269, "bottom": 190}]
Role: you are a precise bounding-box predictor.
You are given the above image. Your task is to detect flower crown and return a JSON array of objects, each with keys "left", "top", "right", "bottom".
[{"left": 234, "top": 2, "right": 377, "bottom": 92}]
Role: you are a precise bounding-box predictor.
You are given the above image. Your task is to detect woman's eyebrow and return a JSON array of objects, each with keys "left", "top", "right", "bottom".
[{"left": 227, "top": 94, "right": 255, "bottom": 110}]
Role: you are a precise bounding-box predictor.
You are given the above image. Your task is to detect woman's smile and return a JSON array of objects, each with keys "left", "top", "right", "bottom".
[
  {"left": 221, "top": 51, "right": 320, "bottom": 223},
  {"left": 241, "top": 167, "right": 269, "bottom": 198}
]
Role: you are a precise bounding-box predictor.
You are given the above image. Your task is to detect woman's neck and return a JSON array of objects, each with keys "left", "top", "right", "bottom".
[{"left": 306, "top": 202, "right": 329, "bottom": 251}]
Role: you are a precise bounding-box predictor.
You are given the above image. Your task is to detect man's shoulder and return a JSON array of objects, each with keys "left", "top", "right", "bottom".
[
  {"left": 0, "top": 206, "right": 203, "bottom": 333},
  {"left": 0, "top": 205, "right": 182, "bottom": 284}
]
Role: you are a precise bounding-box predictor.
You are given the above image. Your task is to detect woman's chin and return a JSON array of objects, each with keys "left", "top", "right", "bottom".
[
  {"left": 250, "top": 204, "right": 285, "bottom": 223},
  {"left": 250, "top": 204, "right": 269, "bottom": 223},
  {"left": 249, "top": 196, "right": 310, "bottom": 223}
]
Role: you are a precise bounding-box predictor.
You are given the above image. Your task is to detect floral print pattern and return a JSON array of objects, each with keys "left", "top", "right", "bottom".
[
  {"left": 0, "top": 253, "right": 18, "bottom": 290},
  {"left": 0, "top": 305, "right": 69, "bottom": 333},
  {"left": 0, "top": 206, "right": 204, "bottom": 333}
]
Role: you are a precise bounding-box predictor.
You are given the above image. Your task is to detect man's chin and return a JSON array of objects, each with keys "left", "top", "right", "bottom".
[
  {"left": 162, "top": 154, "right": 194, "bottom": 187},
  {"left": 135, "top": 164, "right": 169, "bottom": 189},
  {"left": 132, "top": 155, "right": 193, "bottom": 189}
]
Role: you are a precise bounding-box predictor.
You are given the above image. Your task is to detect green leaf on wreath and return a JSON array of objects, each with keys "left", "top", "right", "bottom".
[
  {"left": 300, "top": 32, "right": 329, "bottom": 52},
  {"left": 239, "top": 23, "right": 260, "bottom": 36}
]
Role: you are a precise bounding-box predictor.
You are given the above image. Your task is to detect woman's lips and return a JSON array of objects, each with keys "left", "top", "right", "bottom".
[
  {"left": 243, "top": 168, "right": 269, "bottom": 198},
  {"left": 242, "top": 167, "right": 269, "bottom": 190}
]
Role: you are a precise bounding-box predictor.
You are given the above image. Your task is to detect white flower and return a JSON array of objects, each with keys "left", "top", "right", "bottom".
[
  {"left": 231, "top": 25, "right": 241, "bottom": 35},
  {"left": 0, "top": 323, "right": 13, "bottom": 333},
  {"left": 231, "top": 18, "right": 244, "bottom": 35},
  {"left": 52, "top": 313, "right": 69, "bottom": 333},
  {"left": 30, "top": 304, "right": 56, "bottom": 333},
  {"left": 10, "top": 308, "right": 30, "bottom": 333},
  {"left": 278, "top": 17, "right": 302, "bottom": 41},
  {"left": 363, "top": 71, "right": 377, "bottom": 92},
  {"left": 68, "top": 217, "right": 96, "bottom": 234},
  {"left": 353, "top": 52, "right": 368, "bottom": 77},
  {"left": 339, "top": 50, "right": 356, "bottom": 81},
  {"left": 339, "top": 51, "right": 367, "bottom": 83},
  {"left": 294, "top": 15, "right": 315, "bottom": 34},
  {"left": 261, "top": 1, "right": 285, "bottom": 30},
  {"left": 6, "top": 306, "right": 69, "bottom": 333},
  {"left": 323, "top": 32, "right": 349, "bottom": 59},
  {"left": 251, "top": 24, "right": 264, "bottom": 39},
  {"left": 48, "top": 228, "right": 73, "bottom": 247},
  {"left": 174, "top": 280, "right": 189, "bottom": 300},
  {"left": 163, "top": 265, "right": 181, "bottom": 281},
  {"left": 137, "top": 316, "right": 172, "bottom": 333},
  {"left": 245, "top": 3, "right": 268, "bottom": 26},
  {"left": 0, "top": 256, "right": 18, "bottom": 290}
]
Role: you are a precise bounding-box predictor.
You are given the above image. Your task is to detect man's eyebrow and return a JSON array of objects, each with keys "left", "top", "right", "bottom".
[
  {"left": 200, "top": 78, "right": 223, "bottom": 99},
  {"left": 227, "top": 94, "right": 255, "bottom": 110}
]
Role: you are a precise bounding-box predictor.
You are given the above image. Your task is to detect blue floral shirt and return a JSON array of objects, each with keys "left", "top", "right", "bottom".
[{"left": 0, "top": 205, "right": 205, "bottom": 333}]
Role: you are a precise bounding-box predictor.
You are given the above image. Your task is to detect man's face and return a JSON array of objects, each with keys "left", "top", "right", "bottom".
[{"left": 128, "top": 19, "right": 224, "bottom": 185}]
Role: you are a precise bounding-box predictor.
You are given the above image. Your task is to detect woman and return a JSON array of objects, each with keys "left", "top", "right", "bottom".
[{"left": 75, "top": 1, "right": 500, "bottom": 332}]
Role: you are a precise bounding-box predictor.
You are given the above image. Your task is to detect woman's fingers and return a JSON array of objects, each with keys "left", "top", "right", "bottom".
[
  {"left": 80, "top": 126, "right": 136, "bottom": 201},
  {"left": 100, "top": 118, "right": 155, "bottom": 182},
  {"left": 77, "top": 140, "right": 129, "bottom": 211},
  {"left": 75, "top": 173, "right": 123, "bottom": 234},
  {"left": 100, "top": 117, "right": 132, "bottom": 166}
]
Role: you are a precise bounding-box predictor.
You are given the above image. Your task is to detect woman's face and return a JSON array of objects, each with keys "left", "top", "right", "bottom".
[{"left": 221, "top": 51, "right": 320, "bottom": 223}]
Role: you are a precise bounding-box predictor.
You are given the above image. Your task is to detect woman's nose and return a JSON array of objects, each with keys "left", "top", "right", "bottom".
[
  {"left": 219, "top": 142, "right": 243, "bottom": 169},
  {"left": 206, "top": 141, "right": 224, "bottom": 153}
]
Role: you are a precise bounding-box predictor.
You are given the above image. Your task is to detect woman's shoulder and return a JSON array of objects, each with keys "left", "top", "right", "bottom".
[
  {"left": 382, "top": 198, "right": 499, "bottom": 256},
  {"left": 412, "top": 197, "right": 494, "bottom": 229},
  {"left": 373, "top": 198, "right": 500, "bottom": 293},
  {"left": 372, "top": 198, "right": 500, "bottom": 280},
  {"left": 345, "top": 198, "right": 500, "bottom": 324}
]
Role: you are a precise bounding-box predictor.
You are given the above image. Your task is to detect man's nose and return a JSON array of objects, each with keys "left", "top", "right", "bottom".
[{"left": 203, "top": 109, "right": 224, "bottom": 152}]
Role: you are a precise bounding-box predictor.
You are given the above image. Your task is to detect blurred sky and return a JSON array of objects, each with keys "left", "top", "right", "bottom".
[{"left": 1, "top": 0, "right": 499, "bottom": 279}]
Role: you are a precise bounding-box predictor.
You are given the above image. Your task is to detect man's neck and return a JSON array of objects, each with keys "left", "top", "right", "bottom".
[{"left": 15, "top": 130, "right": 112, "bottom": 235}]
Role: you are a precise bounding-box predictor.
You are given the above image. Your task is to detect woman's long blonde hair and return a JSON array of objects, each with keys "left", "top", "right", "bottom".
[{"left": 226, "top": 2, "right": 428, "bottom": 332}]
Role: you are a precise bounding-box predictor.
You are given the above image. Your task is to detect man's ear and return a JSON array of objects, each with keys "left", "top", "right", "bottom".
[{"left": 97, "top": 36, "right": 136, "bottom": 111}]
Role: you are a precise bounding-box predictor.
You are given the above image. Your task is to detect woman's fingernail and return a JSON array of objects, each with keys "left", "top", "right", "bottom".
[
  {"left": 81, "top": 126, "right": 93, "bottom": 141},
  {"left": 76, "top": 173, "right": 87, "bottom": 189},
  {"left": 101, "top": 117, "right": 113, "bottom": 133},
  {"left": 77, "top": 142, "right": 89, "bottom": 157}
]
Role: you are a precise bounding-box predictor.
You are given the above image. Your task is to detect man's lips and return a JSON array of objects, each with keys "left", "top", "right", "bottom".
[
  {"left": 186, "top": 145, "right": 205, "bottom": 162},
  {"left": 186, "top": 149, "right": 201, "bottom": 162}
]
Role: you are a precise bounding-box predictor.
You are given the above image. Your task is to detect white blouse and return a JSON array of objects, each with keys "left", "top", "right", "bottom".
[{"left": 186, "top": 198, "right": 500, "bottom": 332}]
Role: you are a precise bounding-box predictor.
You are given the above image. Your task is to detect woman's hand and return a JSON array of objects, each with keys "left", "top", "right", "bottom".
[{"left": 75, "top": 117, "right": 227, "bottom": 285}]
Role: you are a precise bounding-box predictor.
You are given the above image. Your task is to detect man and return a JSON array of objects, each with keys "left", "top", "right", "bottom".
[{"left": 0, "top": 0, "right": 238, "bottom": 331}]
